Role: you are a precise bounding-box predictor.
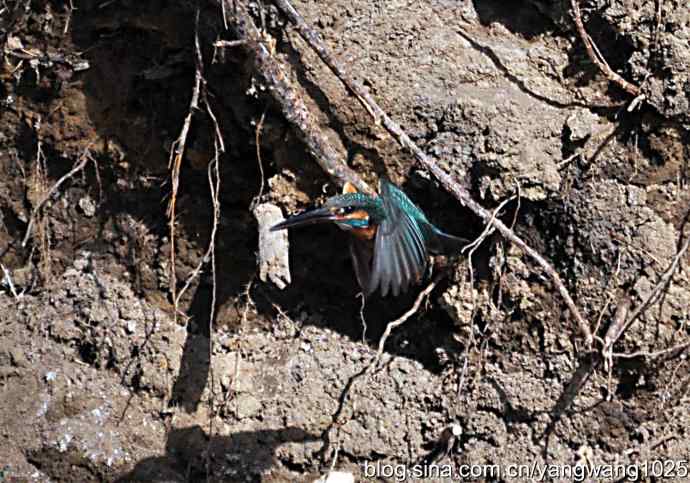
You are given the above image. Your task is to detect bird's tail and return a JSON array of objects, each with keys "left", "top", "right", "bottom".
[{"left": 425, "top": 224, "right": 468, "bottom": 256}]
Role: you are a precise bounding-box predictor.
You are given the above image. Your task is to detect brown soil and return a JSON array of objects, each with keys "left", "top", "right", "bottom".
[{"left": 1, "top": 1, "right": 688, "bottom": 482}]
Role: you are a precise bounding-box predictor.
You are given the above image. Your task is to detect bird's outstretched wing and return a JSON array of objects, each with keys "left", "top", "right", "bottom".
[{"left": 367, "top": 179, "right": 428, "bottom": 297}]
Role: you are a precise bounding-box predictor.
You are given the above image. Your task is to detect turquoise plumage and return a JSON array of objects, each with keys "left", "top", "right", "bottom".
[{"left": 271, "top": 178, "right": 467, "bottom": 296}]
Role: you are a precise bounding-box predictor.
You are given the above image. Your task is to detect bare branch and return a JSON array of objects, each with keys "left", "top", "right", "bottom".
[
  {"left": 226, "top": 0, "right": 374, "bottom": 195},
  {"left": 613, "top": 340, "right": 690, "bottom": 360},
  {"left": 569, "top": 0, "right": 642, "bottom": 97}
]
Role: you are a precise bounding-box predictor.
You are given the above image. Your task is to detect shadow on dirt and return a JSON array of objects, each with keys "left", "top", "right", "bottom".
[
  {"left": 473, "top": 0, "right": 636, "bottom": 101},
  {"left": 27, "top": 425, "right": 319, "bottom": 482},
  {"left": 472, "top": 0, "right": 559, "bottom": 39},
  {"left": 115, "top": 425, "right": 319, "bottom": 482}
]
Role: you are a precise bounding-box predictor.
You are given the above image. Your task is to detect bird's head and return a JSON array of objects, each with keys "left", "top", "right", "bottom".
[{"left": 270, "top": 183, "right": 384, "bottom": 233}]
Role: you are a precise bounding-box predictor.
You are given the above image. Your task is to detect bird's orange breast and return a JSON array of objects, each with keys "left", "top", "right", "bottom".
[
  {"left": 347, "top": 210, "right": 376, "bottom": 240},
  {"left": 341, "top": 183, "right": 377, "bottom": 240},
  {"left": 351, "top": 225, "right": 377, "bottom": 240}
]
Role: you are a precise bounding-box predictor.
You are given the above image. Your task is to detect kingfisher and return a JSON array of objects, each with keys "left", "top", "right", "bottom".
[{"left": 271, "top": 178, "right": 467, "bottom": 297}]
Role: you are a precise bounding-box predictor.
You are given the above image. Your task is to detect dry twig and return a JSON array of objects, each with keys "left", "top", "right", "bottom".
[
  {"left": 569, "top": 0, "right": 642, "bottom": 98},
  {"left": 173, "top": 103, "right": 225, "bottom": 310},
  {"left": 63, "top": 0, "right": 75, "bottom": 34},
  {"left": 251, "top": 107, "right": 268, "bottom": 209},
  {"left": 612, "top": 340, "right": 690, "bottom": 360},
  {"left": 357, "top": 293, "right": 367, "bottom": 344},
  {"left": 593, "top": 251, "right": 622, "bottom": 339},
  {"left": 204, "top": 125, "right": 223, "bottom": 476},
  {"left": 22, "top": 145, "right": 94, "bottom": 247},
  {"left": 1, "top": 264, "right": 21, "bottom": 299},
  {"left": 602, "top": 298, "right": 631, "bottom": 355},
  {"left": 162, "top": 18, "right": 227, "bottom": 472},
  {"left": 604, "top": 229, "right": 690, "bottom": 357},
  {"left": 602, "top": 298, "right": 630, "bottom": 398},
  {"left": 168, "top": 11, "right": 204, "bottom": 313},
  {"left": 369, "top": 274, "right": 441, "bottom": 372},
  {"left": 272, "top": 0, "right": 380, "bottom": 122}
]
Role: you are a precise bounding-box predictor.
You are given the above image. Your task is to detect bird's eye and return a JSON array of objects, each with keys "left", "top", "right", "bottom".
[{"left": 339, "top": 206, "right": 355, "bottom": 215}]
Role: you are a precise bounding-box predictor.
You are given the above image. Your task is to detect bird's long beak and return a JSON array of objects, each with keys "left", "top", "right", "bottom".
[{"left": 270, "top": 207, "right": 338, "bottom": 231}]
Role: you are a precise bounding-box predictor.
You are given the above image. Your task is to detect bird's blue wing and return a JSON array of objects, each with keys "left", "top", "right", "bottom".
[{"left": 368, "top": 179, "right": 428, "bottom": 297}]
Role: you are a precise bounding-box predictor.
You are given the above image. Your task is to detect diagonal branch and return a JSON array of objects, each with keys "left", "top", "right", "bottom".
[
  {"left": 569, "top": 0, "right": 641, "bottom": 98},
  {"left": 606, "top": 227, "right": 690, "bottom": 354},
  {"left": 227, "top": 0, "right": 374, "bottom": 196},
  {"left": 270, "top": 0, "right": 594, "bottom": 347}
]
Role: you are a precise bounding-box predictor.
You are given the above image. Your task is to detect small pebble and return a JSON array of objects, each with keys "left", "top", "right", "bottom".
[{"left": 79, "top": 196, "right": 97, "bottom": 217}]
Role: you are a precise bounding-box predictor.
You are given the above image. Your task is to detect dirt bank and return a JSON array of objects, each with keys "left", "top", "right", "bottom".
[{"left": 0, "top": 0, "right": 688, "bottom": 481}]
